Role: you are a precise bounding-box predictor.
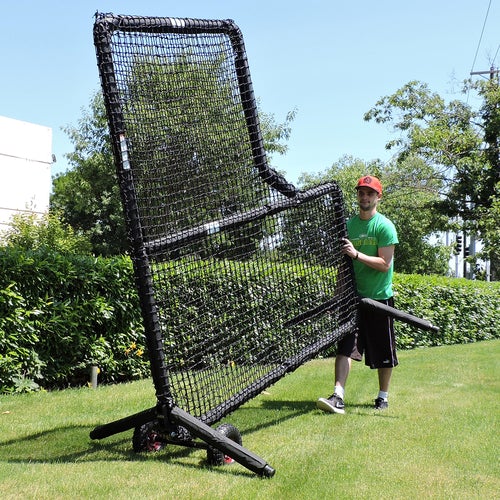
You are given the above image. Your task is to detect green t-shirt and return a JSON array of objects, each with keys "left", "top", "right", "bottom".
[{"left": 347, "top": 212, "right": 398, "bottom": 300}]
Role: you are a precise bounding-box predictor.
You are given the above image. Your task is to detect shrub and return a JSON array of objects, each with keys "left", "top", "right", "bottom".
[
  {"left": 0, "top": 247, "right": 498, "bottom": 394},
  {"left": 393, "top": 274, "right": 500, "bottom": 348},
  {"left": 1, "top": 210, "right": 92, "bottom": 254},
  {"left": 0, "top": 284, "right": 45, "bottom": 393},
  {"left": 0, "top": 247, "right": 147, "bottom": 393}
]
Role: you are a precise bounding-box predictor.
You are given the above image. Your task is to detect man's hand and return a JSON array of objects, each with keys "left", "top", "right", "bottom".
[{"left": 341, "top": 238, "right": 357, "bottom": 259}]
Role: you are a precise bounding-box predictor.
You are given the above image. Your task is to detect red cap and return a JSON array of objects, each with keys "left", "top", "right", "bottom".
[{"left": 356, "top": 175, "right": 382, "bottom": 194}]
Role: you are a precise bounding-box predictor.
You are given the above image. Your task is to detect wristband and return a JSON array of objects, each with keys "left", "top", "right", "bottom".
[{"left": 353, "top": 251, "right": 359, "bottom": 260}]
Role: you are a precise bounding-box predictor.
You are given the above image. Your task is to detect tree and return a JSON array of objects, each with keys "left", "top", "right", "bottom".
[
  {"left": 299, "top": 156, "right": 384, "bottom": 218},
  {"left": 52, "top": 86, "right": 295, "bottom": 257},
  {"left": 122, "top": 54, "right": 294, "bottom": 260},
  {"left": 364, "top": 78, "right": 500, "bottom": 279},
  {"left": 51, "top": 92, "right": 126, "bottom": 256},
  {"left": 1, "top": 211, "right": 91, "bottom": 254},
  {"left": 297, "top": 155, "right": 451, "bottom": 275}
]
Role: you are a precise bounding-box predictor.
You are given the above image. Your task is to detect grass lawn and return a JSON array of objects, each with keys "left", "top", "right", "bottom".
[{"left": 1, "top": 339, "right": 498, "bottom": 499}]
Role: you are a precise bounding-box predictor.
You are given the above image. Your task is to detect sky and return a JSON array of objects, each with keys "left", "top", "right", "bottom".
[{"left": 1, "top": 1, "right": 499, "bottom": 185}]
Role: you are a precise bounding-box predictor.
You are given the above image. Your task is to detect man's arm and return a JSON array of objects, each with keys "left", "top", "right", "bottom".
[{"left": 342, "top": 238, "right": 394, "bottom": 273}]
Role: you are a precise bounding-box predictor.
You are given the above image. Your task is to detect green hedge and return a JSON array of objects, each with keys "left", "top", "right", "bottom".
[
  {"left": 1, "top": 247, "right": 498, "bottom": 393},
  {"left": 154, "top": 258, "right": 338, "bottom": 368},
  {"left": 393, "top": 274, "right": 500, "bottom": 348},
  {"left": 0, "top": 248, "right": 147, "bottom": 393}
]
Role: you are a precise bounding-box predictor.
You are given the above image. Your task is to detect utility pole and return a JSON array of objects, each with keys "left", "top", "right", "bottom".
[
  {"left": 470, "top": 66, "right": 499, "bottom": 80},
  {"left": 463, "top": 231, "right": 468, "bottom": 279},
  {"left": 467, "top": 66, "right": 498, "bottom": 279}
]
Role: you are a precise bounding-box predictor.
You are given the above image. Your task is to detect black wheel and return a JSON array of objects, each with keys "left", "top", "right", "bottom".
[
  {"left": 132, "top": 420, "right": 165, "bottom": 453},
  {"left": 206, "top": 423, "right": 242, "bottom": 466}
]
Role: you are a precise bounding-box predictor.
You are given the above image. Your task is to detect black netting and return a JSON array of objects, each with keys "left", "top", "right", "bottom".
[{"left": 94, "top": 14, "right": 359, "bottom": 425}]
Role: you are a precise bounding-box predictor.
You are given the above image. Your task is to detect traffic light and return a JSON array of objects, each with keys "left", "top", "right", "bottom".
[
  {"left": 455, "top": 235, "right": 462, "bottom": 255},
  {"left": 464, "top": 245, "right": 470, "bottom": 258}
]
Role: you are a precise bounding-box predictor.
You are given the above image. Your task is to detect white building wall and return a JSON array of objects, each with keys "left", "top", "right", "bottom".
[{"left": 0, "top": 116, "right": 52, "bottom": 229}]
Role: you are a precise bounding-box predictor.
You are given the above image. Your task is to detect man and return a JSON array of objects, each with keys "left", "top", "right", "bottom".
[{"left": 317, "top": 175, "right": 398, "bottom": 414}]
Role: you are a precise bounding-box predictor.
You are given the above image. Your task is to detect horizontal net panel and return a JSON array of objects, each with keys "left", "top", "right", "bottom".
[
  {"left": 94, "top": 14, "right": 358, "bottom": 424},
  {"left": 149, "top": 190, "right": 357, "bottom": 421}
]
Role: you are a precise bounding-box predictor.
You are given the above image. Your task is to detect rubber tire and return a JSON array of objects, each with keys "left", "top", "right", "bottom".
[
  {"left": 132, "top": 420, "right": 165, "bottom": 453},
  {"left": 206, "top": 423, "right": 242, "bottom": 466}
]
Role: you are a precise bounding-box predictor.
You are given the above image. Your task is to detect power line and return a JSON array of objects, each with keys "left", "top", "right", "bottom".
[{"left": 470, "top": 0, "right": 492, "bottom": 74}]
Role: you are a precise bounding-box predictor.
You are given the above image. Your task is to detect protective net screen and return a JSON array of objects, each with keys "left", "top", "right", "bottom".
[{"left": 94, "top": 14, "right": 359, "bottom": 425}]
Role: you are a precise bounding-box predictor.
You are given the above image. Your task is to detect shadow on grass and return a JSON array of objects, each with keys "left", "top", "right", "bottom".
[
  {"left": 1, "top": 424, "right": 145, "bottom": 463},
  {"left": 232, "top": 399, "right": 314, "bottom": 434},
  {"left": 0, "top": 399, "right": 311, "bottom": 472},
  {"left": 0, "top": 398, "right": 394, "bottom": 473},
  {"left": 235, "top": 398, "right": 398, "bottom": 432},
  {"left": 341, "top": 402, "right": 399, "bottom": 419},
  {"left": 0, "top": 424, "right": 256, "bottom": 477}
]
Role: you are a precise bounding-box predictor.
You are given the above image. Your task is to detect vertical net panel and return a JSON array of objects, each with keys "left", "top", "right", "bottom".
[{"left": 95, "top": 15, "right": 358, "bottom": 425}]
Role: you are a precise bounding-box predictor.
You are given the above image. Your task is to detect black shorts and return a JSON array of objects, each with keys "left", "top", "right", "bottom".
[{"left": 337, "top": 297, "right": 398, "bottom": 369}]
